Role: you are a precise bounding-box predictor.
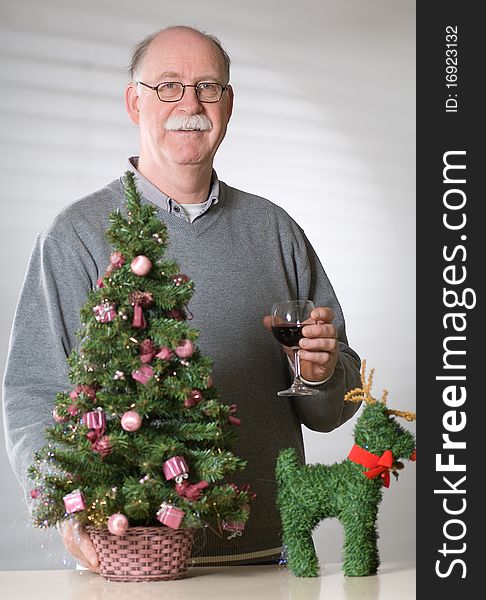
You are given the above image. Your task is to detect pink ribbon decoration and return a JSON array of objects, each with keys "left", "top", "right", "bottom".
[
  {"left": 83, "top": 408, "right": 108, "bottom": 455},
  {"left": 90, "top": 435, "right": 112, "bottom": 458},
  {"left": 132, "top": 303, "right": 147, "bottom": 329},
  {"left": 86, "top": 427, "right": 105, "bottom": 451},
  {"left": 129, "top": 291, "right": 153, "bottom": 329},
  {"left": 86, "top": 430, "right": 100, "bottom": 444},
  {"left": 228, "top": 403, "right": 241, "bottom": 427},
  {"left": 175, "top": 480, "right": 208, "bottom": 501}
]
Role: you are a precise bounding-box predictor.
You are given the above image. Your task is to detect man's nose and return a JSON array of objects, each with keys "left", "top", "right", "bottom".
[{"left": 177, "top": 85, "right": 203, "bottom": 112}]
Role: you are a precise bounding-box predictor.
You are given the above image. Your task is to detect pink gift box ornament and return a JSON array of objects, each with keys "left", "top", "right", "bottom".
[
  {"left": 93, "top": 302, "right": 117, "bottom": 323},
  {"left": 83, "top": 409, "right": 106, "bottom": 430},
  {"left": 222, "top": 521, "right": 245, "bottom": 532},
  {"left": 222, "top": 520, "right": 245, "bottom": 539},
  {"left": 131, "top": 364, "right": 154, "bottom": 385},
  {"left": 155, "top": 346, "right": 173, "bottom": 361},
  {"left": 156, "top": 503, "right": 185, "bottom": 529},
  {"left": 63, "top": 489, "right": 86, "bottom": 513},
  {"left": 163, "top": 456, "right": 189, "bottom": 482}
]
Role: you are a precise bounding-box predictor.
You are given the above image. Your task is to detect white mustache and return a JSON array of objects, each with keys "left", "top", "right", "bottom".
[{"left": 164, "top": 114, "right": 213, "bottom": 131}]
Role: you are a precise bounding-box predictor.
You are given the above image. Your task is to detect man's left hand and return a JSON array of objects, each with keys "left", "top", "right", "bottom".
[{"left": 263, "top": 307, "right": 339, "bottom": 384}]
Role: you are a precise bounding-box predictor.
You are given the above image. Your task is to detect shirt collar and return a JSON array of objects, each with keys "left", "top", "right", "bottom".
[{"left": 125, "top": 156, "right": 219, "bottom": 221}]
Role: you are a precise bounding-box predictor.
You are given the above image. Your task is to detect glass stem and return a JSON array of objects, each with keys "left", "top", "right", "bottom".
[{"left": 293, "top": 348, "right": 302, "bottom": 382}]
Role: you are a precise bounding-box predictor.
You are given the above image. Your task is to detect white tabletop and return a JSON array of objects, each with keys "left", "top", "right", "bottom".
[{"left": 0, "top": 562, "right": 415, "bottom": 599}]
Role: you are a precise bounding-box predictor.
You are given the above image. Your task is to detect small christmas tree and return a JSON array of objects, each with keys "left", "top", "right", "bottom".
[{"left": 28, "top": 172, "right": 253, "bottom": 557}]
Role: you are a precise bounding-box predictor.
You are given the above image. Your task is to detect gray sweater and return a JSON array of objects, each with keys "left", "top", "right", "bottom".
[{"left": 2, "top": 173, "right": 361, "bottom": 565}]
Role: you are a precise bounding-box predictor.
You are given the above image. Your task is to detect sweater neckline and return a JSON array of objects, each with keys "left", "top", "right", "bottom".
[{"left": 113, "top": 178, "right": 226, "bottom": 238}]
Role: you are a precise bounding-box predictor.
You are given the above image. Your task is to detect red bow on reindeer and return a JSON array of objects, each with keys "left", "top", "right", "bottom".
[{"left": 348, "top": 444, "right": 394, "bottom": 488}]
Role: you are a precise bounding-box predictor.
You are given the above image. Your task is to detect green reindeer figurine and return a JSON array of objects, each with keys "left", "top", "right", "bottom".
[{"left": 276, "top": 362, "right": 416, "bottom": 577}]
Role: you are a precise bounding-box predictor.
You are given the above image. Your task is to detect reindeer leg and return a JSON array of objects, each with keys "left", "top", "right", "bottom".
[
  {"left": 276, "top": 449, "right": 320, "bottom": 577},
  {"left": 283, "top": 523, "right": 320, "bottom": 578},
  {"left": 341, "top": 506, "right": 380, "bottom": 577}
]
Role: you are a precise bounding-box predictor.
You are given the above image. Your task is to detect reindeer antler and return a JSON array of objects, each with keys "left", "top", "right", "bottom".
[
  {"left": 344, "top": 360, "right": 416, "bottom": 421},
  {"left": 385, "top": 408, "right": 416, "bottom": 422},
  {"left": 343, "top": 360, "right": 378, "bottom": 405}
]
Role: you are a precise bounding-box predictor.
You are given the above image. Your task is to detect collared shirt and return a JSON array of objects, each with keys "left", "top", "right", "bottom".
[{"left": 126, "top": 157, "right": 219, "bottom": 223}]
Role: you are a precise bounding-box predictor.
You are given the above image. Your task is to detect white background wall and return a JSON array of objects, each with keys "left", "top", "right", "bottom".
[{"left": 0, "top": 0, "right": 415, "bottom": 570}]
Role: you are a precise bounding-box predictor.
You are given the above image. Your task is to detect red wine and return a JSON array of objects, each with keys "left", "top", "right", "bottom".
[{"left": 271, "top": 323, "right": 305, "bottom": 348}]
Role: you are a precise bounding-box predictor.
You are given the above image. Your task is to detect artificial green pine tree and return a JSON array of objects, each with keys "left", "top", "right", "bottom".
[{"left": 28, "top": 172, "right": 253, "bottom": 539}]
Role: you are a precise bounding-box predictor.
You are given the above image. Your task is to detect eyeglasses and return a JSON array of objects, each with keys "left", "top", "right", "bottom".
[{"left": 137, "top": 81, "right": 228, "bottom": 103}]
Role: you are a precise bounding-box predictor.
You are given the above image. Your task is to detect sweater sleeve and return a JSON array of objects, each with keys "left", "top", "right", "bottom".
[
  {"left": 290, "top": 230, "right": 362, "bottom": 432},
  {"left": 2, "top": 231, "right": 94, "bottom": 500}
]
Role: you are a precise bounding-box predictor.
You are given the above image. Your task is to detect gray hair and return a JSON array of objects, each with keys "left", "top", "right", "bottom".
[{"left": 128, "top": 26, "right": 231, "bottom": 84}]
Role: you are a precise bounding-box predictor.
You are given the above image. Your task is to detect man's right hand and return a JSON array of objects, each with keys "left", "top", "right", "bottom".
[{"left": 58, "top": 520, "right": 100, "bottom": 572}]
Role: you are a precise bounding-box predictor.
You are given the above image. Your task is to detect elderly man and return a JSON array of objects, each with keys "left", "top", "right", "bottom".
[{"left": 3, "top": 26, "right": 361, "bottom": 570}]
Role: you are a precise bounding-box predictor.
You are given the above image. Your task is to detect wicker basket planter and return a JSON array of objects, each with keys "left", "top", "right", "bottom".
[{"left": 87, "top": 526, "right": 195, "bottom": 582}]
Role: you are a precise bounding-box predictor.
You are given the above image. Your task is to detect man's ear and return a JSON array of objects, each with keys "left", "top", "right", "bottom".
[
  {"left": 225, "top": 85, "right": 234, "bottom": 123},
  {"left": 125, "top": 83, "right": 140, "bottom": 125}
]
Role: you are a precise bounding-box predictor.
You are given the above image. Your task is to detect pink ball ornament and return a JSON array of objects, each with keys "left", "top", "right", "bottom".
[
  {"left": 130, "top": 255, "right": 152, "bottom": 276},
  {"left": 121, "top": 410, "right": 143, "bottom": 432},
  {"left": 175, "top": 339, "right": 195, "bottom": 358},
  {"left": 107, "top": 513, "right": 129, "bottom": 536}
]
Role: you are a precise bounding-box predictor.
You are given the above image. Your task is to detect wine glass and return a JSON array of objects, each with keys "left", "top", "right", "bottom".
[{"left": 271, "top": 300, "right": 320, "bottom": 396}]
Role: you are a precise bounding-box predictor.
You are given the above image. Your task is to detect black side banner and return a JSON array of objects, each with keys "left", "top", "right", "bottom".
[{"left": 417, "top": 4, "right": 481, "bottom": 598}]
